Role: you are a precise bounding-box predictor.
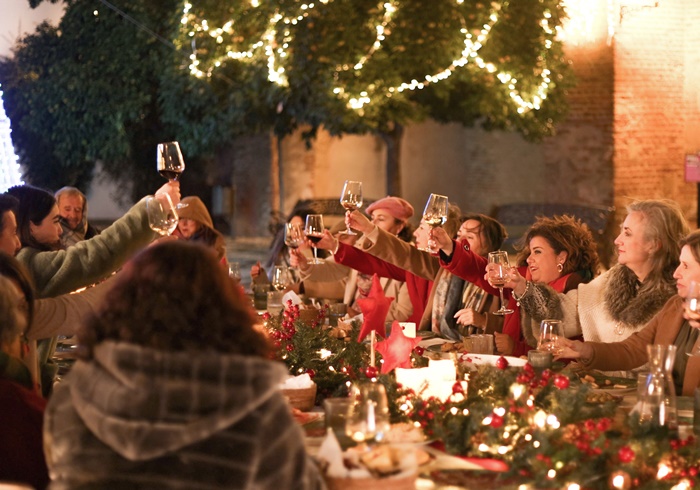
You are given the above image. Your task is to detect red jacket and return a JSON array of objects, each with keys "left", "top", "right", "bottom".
[
  {"left": 440, "top": 239, "right": 581, "bottom": 356},
  {"left": 0, "top": 378, "right": 48, "bottom": 489},
  {"left": 335, "top": 243, "right": 433, "bottom": 325}
]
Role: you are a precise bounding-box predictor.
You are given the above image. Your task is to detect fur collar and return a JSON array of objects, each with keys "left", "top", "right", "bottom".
[{"left": 604, "top": 264, "right": 676, "bottom": 327}]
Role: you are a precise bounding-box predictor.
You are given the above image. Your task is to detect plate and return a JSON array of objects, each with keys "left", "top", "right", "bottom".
[
  {"left": 456, "top": 353, "right": 528, "bottom": 367},
  {"left": 417, "top": 330, "right": 437, "bottom": 340}
]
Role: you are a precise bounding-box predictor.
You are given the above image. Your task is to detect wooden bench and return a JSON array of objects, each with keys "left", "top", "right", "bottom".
[{"left": 491, "top": 202, "right": 616, "bottom": 267}]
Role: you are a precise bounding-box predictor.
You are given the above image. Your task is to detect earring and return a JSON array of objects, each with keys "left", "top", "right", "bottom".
[{"left": 557, "top": 263, "right": 563, "bottom": 272}]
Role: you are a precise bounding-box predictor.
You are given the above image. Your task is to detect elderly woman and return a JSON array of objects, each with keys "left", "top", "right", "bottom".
[
  {"left": 44, "top": 241, "right": 324, "bottom": 489},
  {"left": 558, "top": 230, "right": 700, "bottom": 396},
  {"left": 0, "top": 273, "right": 49, "bottom": 489},
  {"left": 509, "top": 199, "right": 689, "bottom": 344},
  {"left": 433, "top": 215, "right": 600, "bottom": 356}
]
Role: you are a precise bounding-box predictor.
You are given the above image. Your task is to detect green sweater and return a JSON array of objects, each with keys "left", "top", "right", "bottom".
[{"left": 16, "top": 197, "right": 157, "bottom": 299}]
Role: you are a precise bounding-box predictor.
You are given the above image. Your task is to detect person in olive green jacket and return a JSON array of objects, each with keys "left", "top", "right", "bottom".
[{"left": 6, "top": 182, "right": 179, "bottom": 298}]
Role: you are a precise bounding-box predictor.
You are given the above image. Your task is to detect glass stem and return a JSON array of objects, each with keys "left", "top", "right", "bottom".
[
  {"left": 314, "top": 246, "right": 318, "bottom": 262},
  {"left": 499, "top": 287, "right": 506, "bottom": 311}
]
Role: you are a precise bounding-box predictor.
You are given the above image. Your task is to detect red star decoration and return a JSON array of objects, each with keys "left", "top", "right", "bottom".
[
  {"left": 356, "top": 274, "right": 394, "bottom": 342},
  {"left": 375, "top": 321, "right": 422, "bottom": 374}
]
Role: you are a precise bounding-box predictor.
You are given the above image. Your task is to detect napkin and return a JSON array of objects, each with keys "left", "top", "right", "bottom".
[
  {"left": 282, "top": 290, "right": 303, "bottom": 307},
  {"left": 280, "top": 373, "right": 315, "bottom": 389}
]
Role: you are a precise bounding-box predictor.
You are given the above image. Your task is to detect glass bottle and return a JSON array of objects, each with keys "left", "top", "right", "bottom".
[{"left": 637, "top": 344, "right": 677, "bottom": 428}]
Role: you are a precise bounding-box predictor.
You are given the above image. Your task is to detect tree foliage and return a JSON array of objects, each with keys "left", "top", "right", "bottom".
[{"left": 1, "top": 0, "right": 572, "bottom": 198}]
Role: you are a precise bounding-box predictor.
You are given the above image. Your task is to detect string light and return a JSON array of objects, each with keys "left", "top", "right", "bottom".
[{"left": 179, "top": 0, "right": 561, "bottom": 115}]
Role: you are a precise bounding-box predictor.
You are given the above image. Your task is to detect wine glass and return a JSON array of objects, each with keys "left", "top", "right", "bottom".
[
  {"left": 339, "top": 180, "right": 363, "bottom": 235},
  {"left": 420, "top": 193, "right": 449, "bottom": 253},
  {"left": 345, "top": 381, "right": 390, "bottom": 445},
  {"left": 304, "top": 214, "right": 325, "bottom": 265},
  {"left": 271, "top": 265, "right": 292, "bottom": 291},
  {"left": 156, "top": 141, "right": 188, "bottom": 208},
  {"left": 228, "top": 262, "right": 241, "bottom": 282},
  {"left": 538, "top": 319, "right": 562, "bottom": 354},
  {"left": 487, "top": 250, "right": 514, "bottom": 315},
  {"left": 146, "top": 195, "right": 178, "bottom": 236}
]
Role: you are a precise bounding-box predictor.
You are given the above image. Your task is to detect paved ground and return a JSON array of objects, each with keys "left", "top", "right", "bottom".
[{"left": 224, "top": 236, "right": 271, "bottom": 291}]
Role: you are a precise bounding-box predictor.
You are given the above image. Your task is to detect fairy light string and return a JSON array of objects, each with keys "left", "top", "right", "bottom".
[{"left": 179, "top": 0, "right": 561, "bottom": 115}]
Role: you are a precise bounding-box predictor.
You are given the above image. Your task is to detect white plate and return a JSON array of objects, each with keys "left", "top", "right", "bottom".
[{"left": 456, "top": 353, "right": 527, "bottom": 367}]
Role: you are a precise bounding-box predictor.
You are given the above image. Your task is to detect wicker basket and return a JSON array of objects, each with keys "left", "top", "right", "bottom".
[
  {"left": 324, "top": 473, "right": 416, "bottom": 490},
  {"left": 282, "top": 383, "right": 317, "bottom": 411}
]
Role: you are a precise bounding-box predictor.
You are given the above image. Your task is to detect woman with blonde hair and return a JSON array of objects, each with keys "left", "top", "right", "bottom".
[{"left": 510, "top": 199, "right": 690, "bottom": 344}]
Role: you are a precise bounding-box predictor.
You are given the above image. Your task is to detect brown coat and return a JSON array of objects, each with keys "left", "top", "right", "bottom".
[
  {"left": 359, "top": 227, "right": 502, "bottom": 333},
  {"left": 583, "top": 295, "right": 700, "bottom": 396}
]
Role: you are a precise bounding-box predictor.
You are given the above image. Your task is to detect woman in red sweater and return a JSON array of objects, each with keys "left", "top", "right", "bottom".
[{"left": 433, "top": 215, "right": 600, "bottom": 357}]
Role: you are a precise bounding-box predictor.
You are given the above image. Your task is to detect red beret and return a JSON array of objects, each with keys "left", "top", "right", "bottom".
[{"left": 366, "top": 196, "right": 414, "bottom": 222}]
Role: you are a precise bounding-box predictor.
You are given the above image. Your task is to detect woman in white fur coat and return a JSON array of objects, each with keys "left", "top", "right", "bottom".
[{"left": 508, "top": 199, "right": 689, "bottom": 344}]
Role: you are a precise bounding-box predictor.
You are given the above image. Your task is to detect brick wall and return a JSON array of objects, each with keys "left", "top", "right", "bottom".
[{"left": 613, "top": 0, "right": 699, "bottom": 224}]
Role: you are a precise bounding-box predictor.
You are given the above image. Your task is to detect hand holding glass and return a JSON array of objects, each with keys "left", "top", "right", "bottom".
[
  {"left": 340, "top": 181, "right": 363, "bottom": 235},
  {"left": 304, "top": 214, "right": 325, "bottom": 265},
  {"left": 146, "top": 195, "right": 178, "bottom": 236},
  {"left": 488, "top": 251, "right": 514, "bottom": 315},
  {"left": 420, "top": 193, "right": 448, "bottom": 253},
  {"left": 156, "top": 141, "right": 187, "bottom": 208},
  {"left": 271, "top": 265, "right": 293, "bottom": 291}
]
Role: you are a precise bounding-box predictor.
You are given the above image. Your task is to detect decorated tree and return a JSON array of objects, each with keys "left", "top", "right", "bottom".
[
  {"left": 0, "top": 86, "right": 23, "bottom": 191},
  {"left": 178, "top": 0, "right": 572, "bottom": 195}
]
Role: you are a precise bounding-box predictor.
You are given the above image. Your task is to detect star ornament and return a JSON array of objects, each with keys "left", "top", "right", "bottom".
[
  {"left": 356, "top": 274, "right": 394, "bottom": 342},
  {"left": 375, "top": 321, "right": 422, "bottom": 374}
]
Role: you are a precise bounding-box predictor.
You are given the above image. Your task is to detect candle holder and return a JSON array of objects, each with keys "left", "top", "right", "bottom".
[{"left": 527, "top": 349, "right": 553, "bottom": 371}]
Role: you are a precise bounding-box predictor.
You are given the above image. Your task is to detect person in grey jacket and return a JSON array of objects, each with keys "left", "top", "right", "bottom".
[{"left": 44, "top": 241, "right": 325, "bottom": 490}]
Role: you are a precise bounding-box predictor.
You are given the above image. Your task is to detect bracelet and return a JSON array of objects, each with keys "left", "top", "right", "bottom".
[
  {"left": 511, "top": 280, "right": 531, "bottom": 306},
  {"left": 330, "top": 238, "right": 340, "bottom": 255}
]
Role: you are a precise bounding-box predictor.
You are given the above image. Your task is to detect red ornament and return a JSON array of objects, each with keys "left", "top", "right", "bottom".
[
  {"left": 452, "top": 382, "right": 464, "bottom": 394},
  {"left": 285, "top": 344, "right": 294, "bottom": 352},
  {"left": 365, "top": 365, "right": 379, "bottom": 379},
  {"left": 356, "top": 275, "right": 395, "bottom": 341},
  {"left": 262, "top": 312, "right": 271, "bottom": 321},
  {"left": 374, "top": 321, "right": 422, "bottom": 373},
  {"left": 305, "top": 368, "right": 316, "bottom": 379},
  {"left": 490, "top": 413, "right": 504, "bottom": 428},
  {"left": 414, "top": 346, "right": 425, "bottom": 356},
  {"left": 553, "top": 374, "right": 570, "bottom": 389},
  {"left": 495, "top": 356, "right": 509, "bottom": 369}
]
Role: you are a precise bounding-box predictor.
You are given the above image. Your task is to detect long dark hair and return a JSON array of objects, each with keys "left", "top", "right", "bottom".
[
  {"left": 79, "top": 241, "right": 270, "bottom": 359},
  {"left": 6, "top": 185, "right": 57, "bottom": 252}
]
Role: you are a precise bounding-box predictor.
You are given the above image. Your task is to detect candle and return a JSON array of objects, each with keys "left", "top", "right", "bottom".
[
  {"left": 399, "top": 322, "right": 416, "bottom": 338},
  {"left": 528, "top": 349, "right": 553, "bottom": 370}
]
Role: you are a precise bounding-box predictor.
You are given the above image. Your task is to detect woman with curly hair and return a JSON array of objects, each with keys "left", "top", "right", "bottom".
[
  {"left": 509, "top": 199, "right": 689, "bottom": 346},
  {"left": 433, "top": 215, "right": 600, "bottom": 356},
  {"left": 44, "top": 241, "right": 324, "bottom": 490}
]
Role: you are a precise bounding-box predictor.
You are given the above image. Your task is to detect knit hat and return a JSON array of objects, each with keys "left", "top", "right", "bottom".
[
  {"left": 178, "top": 196, "right": 215, "bottom": 230},
  {"left": 365, "top": 196, "right": 414, "bottom": 222}
]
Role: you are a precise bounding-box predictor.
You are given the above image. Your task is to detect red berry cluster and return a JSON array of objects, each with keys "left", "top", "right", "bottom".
[{"left": 563, "top": 418, "right": 612, "bottom": 457}]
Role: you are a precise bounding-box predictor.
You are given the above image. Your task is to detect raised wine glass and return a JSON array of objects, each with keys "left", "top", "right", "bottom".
[
  {"left": 271, "top": 265, "right": 293, "bottom": 291},
  {"left": 339, "top": 180, "right": 363, "bottom": 235},
  {"left": 304, "top": 214, "right": 325, "bottom": 265},
  {"left": 284, "top": 222, "right": 305, "bottom": 273},
  {"left": 156, "top": 141, "right": 187, "bottom": 208},
  {"left": 420, "top": 193, "right": 448, "bottom": 253},
  {"left": 146, "top": 195, "right": 178, "bottom": 236},
  {"left": 487, "top": 250, "right": 514, "bottom": 315}
]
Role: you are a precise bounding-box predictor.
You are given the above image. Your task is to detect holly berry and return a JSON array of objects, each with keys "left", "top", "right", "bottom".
[
  {"left": 414, "top": 346, "right": 425, "bottom": 356},
  {"left": 495, "top": 356, "right": 509, "bottom": 369},
  {"left": 452, "top": 382, "right": 465, "bottom": 394},
  {"left": 262, "top": 312, "right": 271, "bottom": 321},
  {"left": 305, "top": 368, "right": 316, "bottom": 379},
  {"left": 365, "top": 365, "right": 379, "bottom": 379},
  {"left": 285, "top": 344, "right": 294, "bottom": 352},
  {"left": 490, "top": 413, "right": 504, "bottom": 428},
  {"left": 553, "top": 374, "right": 570, "bottom": 389}
]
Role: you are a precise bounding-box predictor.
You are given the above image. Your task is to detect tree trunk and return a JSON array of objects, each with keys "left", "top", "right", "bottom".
[{"left": 380, "top": 123, "right": 404, "bottom": 197}]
